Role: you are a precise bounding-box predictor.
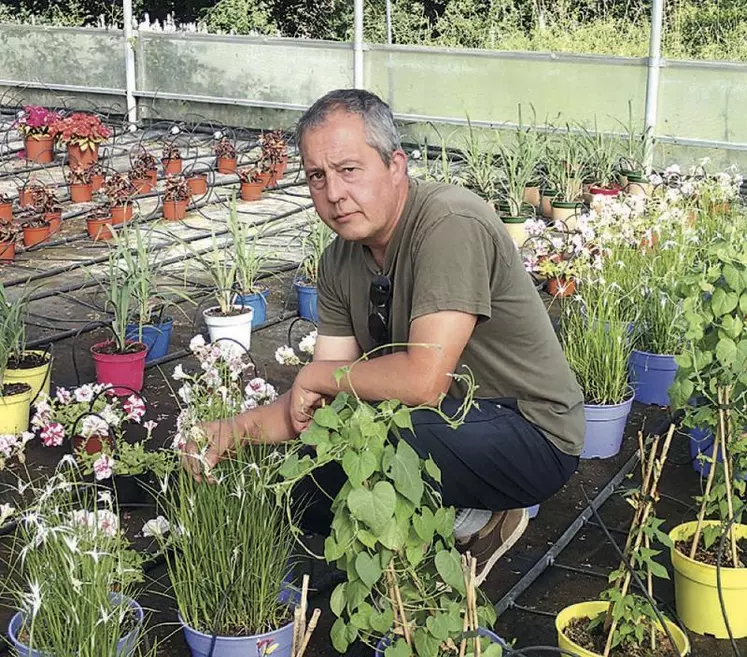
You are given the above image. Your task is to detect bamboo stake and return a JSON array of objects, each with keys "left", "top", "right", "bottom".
[
  {"left": 388, "top": 562, "right": 411, "bottom": 646},
  {"left": 300, "top": 574, "right": 309, "bottom": 640},
  {"left": 459, "top": 555, "right": 470, "bottom": 657},
  {"left": 718, "top": 386, "right": 740, "bottom": 568},
  {"left": 291, "top": 606, "right": 301, "bottom": 657},
  {"left": 470, "top": 556, "right": 481, "bottom": 657},
  {"left": 645, "top": 533, "right": 656, "bottom": 653},
  {"left": 296, "top": 608, "right": 321, "bottom": 657}
]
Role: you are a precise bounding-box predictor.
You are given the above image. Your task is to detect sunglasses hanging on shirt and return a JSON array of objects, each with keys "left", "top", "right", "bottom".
[{"left": 368, "top": 274, "right": 392, "bottom": 351}]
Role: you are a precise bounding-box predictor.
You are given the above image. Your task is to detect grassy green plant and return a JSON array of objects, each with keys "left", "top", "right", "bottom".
[
  {"left": 227, "top": 201, "right": 276, "bottom": 295},
  {"left": 579, "top": 118, "right": 621, "bottom": 188},
  {"left": 459, "top": 120, "right": 498, "bottom": 203},
  {"left": 494, "top": 120, "right": 543, "bottom": 216},
  {"left": 544, "top": 126, "right": 589, "bottom": 202},
  {"left": 0, "top": 282, "right": 30, "bottom": 390},
  {"left": 299, "top": 214, "right": 335, "bottom": 286}
]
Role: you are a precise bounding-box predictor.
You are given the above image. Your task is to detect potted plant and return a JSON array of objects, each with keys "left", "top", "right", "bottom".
[
  {"left": 228, "top": 204, "right": 275, "bottom": 327},
  {"left": 0, "top": 223, "right": 17, "bottom": 262},
  {"left": 295, "top": 215, "right": 335, "bottom": 324},
  {"left": 259, "top": 129, "right": 289, "bottom": 179},
  {"left": 88, "top": 248, "right": 149, "bottom": 395},
  {"left": 162, "top": 143, "right": 182, "bottom": 175},
  {"left": 87, "top": 162, "right": 105, "bottom": 191},
  {"left": 668, "top": 233, "right": 747, "bottom": 639},
  {"left": 162, "top": 175, "right": 190, "bottom": 221},
  {"left": 560, "top": 280, "right": 635, "bottom": 459},
  {"left": 86, "top": 206, "right": 115, "bottom": 242},
  {"left": 545, "top": 127, "right": 589, "bottom": 231},
  {"left": 214, "top": 136, "right": 238, "bottom": 174},
  {"left": 67, "top": 166, "right": 93, "bottom": 203},
  {"left": 186, "top": 167, "right": 209, "bottom": 198},
  {"left": 102, "top": 173, "right": 137, "bottom": 225},
  {"left": 6, "top": 477, "right": 146, "bottom": 657},
  {"left": 129, "top": 161, "right": 154, "bottom": 194},
  {"left": 132, "top": 148, "right": 158, "bottom": 186},
  {"left": 580, "top": 122, "right": 622, "bottom": 200},
  {"left": 51, "top": 111, "right": 111, "bottom": 169},
  {"left": 0, "top": 283, "right": 33, "bottom": 434},
  {"left": 0, "top": 193, "right": 11, "bottom": 223},
  {"left": 157, "top": 340, "right": 291, "bottom": 656},
  {"left": 556, "top": 426, "right": 690, "bottom": 656},
  {"left": 238, "top": 166, "right": 265, "bottom": 201},
  {"left": 21, "top": 213, "right": 50, "bottom": 248},
  {"left": 13, "top": 105, "right": 61, "bottom": 164},
  {"left": 37, "top": 188, "right": 63, "bottom": 235}
]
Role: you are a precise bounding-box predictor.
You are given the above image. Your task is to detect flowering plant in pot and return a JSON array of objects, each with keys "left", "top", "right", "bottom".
[
  {"left": 162, "top": 143, "right": 182, "bottom": 175},
  {"left": 560, "top": 280, "right": 635, "bottom": 459},
  {"left": 86, "top": 205, "right": 116, "bottom": 242},
  {"left": 0, "top": 223, "right": 17, "bottom": 261},
  {"left": 668, "top": 231, "right": 747, "bottom": 639},
  {"left": 238, "top": 165, "right": 265, "bottom": 201},
  {"left": 0, "top": 192, "right": 11, "bottom": 223},
  {"left": 13, "top": 105, "right": 62, "bottom": 163},
  {"left": 67, "top": 166, "right": 93, "bottom": 204},
  {"left": 21, "top": 213, "right": 51, "bottom": 248},
  {"left": 259, "top": 129, "right": 289, "bottom": 178},
  {"left": 275, "top": 328, "right": 317, "bottom": 367},
  {"left": 51, "top": 112, "right": 111, "bottom": 168},
  {"left": 102, "top": 173, "right": 137, "bottom": 224},
  {"left": 686, "top": 160, "right": 742, "bottom": 215},
  {"left": 131, "top": 148, "right": 158, "bottom": 185},
  {"left": 295, "top": 214, "right": 335, "bottom": 324},
  {"left": 87, "top": 247, "right": 148, "bottom": 395},
  {"left": 544, "top": 127, "right": 590, "bottom": 230},
  {"left": 579, "top": 121, "right": 622, "bottom": 198},
  {"left": 162, "top": 175, "right": 190, "bottom": 221},
  {"left": 557, "top": 425, "right": 690, "bottom": 656},
  {"left": 214, "top": 136, "right": 238, "bottom": 174},
  {"left": 129, "top": 161, "right": 154, "bottom": 194},
  {"left": 87, "top": 162, "right": 105, "bottom": 191},
  {"left": 4, "top": 472, "right": 146, "bottom": 657}
]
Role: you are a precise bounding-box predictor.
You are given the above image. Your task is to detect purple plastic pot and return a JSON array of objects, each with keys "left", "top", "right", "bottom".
[
  {"left": 376, "top": 628, "right": 505, "bottom": 656},
  {"left": 689, "top": 426, "right": 747, "bottom": 480},
  {"left": 527, "top": 504, "right": 540, "bottom": 519},
  {"left": 628, "top": 349, "right": 678, "bottom": 407},
  {"left": 581, "top": 396, "right": 634, "bottom": 460},
  {"left": 180, "top": 614, "right": 295, "bottom": 657}
]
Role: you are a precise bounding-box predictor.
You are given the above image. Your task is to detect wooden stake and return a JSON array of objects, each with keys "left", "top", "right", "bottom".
[
  {"left": 296, "top": 608, "right": 321, "bottom": 657},
  {"left": 470, "top": 556, "right": 481, "bottom": 657},
  {"left": 388, "top": 563, "right": 411, "bottom": 646},
  {"left": 291, "top": 606, "right": 301, "bottom": 657},
  {"left": 645, "top": 533, "right": 656, "bottom": 653},
  {"left": 300, "top": 574, "right": 309, "bottom": 641},
  {"left": 718, "top": 386, "right": 740, "bottom": 568},
  {"left": 459, "top": 556, "right": 470, "bottom": 657}
]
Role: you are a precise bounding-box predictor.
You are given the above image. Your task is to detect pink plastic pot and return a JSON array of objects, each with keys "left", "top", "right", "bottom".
[{"left": 90, "top": 340, "right": 148, "bottom": 395}]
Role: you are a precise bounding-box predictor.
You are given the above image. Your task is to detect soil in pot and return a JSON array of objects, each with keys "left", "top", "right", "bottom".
[
  {"left": 564, "top": 617, "right": 675, "bottom": 657},
  {"left": 2, "top": 382, "right": 32, "bottom": 397},
  {"left": 7, "top": 352, "right": 49, "bottom": 369},
  {"left": 675, "top": 537, "right": 747, "bottom": 567},
  {"left": 92, "top": 341, "right": 147, "bottom": 356},
  {"left": 204, "top": 306, "right": 253, "bottom": 318}
]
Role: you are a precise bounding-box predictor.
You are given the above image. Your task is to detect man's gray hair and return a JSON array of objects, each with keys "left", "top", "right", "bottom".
[{"left": 295, "top": 89, "right": 402, "bottom": 166}]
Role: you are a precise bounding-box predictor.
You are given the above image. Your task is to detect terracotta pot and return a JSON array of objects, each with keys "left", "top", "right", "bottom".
[
  {"left": 111, "top": 204, "right": 133, "bottom": 225},
  {"left": 91, "top": 174, "right": 105, "bottom": 192},
  {"left": 0, "top": 202, "right": 12, "bottom": 223},
  {"left": 589, "top": 184, "right": 621, "bottom": 197},
  {"left": 72, "top": 432, "right": 114, "bottom": 455},
  {"left": 163, "top": 199, "right": 187, "bottom": 221},
  {"left": 546, "top": 277, "right": 576, "bottom": 298},
  {"left": 216, "top": 156, "right": 237, "bottom": 175},
  {"left": 162, "top": 158, "right": 182, "bottom": 175},
  {"left": 0, "top": 241, "right": 16, "bottom": 262},
  {"left": 240, "top": 181, "right": 264, "bottom": 201},
  {"left": 24, "top": 135, "right": 55, "bottom": 164},
  {"left": 23, "top": 224, "right": 50, "bottom": 248},
  {"left": 146, "top": 169, "right": 158, "bottom": 186},
  {"left": 18, "top": 188, "right": 33, "bottom": 208},
  {"left": 131, "top": 178, "right": 152, "bottom": 194},
  {"left": 67, "top": 143, "right": 99, "bottom": 169},
  {"left": 187, "top": 174, "right": 208, "bottom": 197},
  {"left": 70, "top": 183, "right": 93, "bottom": 203},
  {"left": 258, "top": 170, "right": 275, "bottom": 188},
  {"left": 87, "top": 216, "right": 115, "bottom": 241},
  {"left": 44, "top": 212, "right": 62, "bottom": 234}
]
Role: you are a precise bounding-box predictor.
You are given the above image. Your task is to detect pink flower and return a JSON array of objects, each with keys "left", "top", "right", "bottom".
[
  {"left": 74, "top": 385, "right": 94, "bottom": 403},
  {"left": 40, "top": 422, "right": 65, "bottom": 447},
  {"left": 92, "top": 454, "right": 115, "bottom": 481},
  {"left": 124, "top": 395, "right": 146, "bottom": 423},
  {"left": 55, "top": 387, "right": 72, "bottom": 404}
]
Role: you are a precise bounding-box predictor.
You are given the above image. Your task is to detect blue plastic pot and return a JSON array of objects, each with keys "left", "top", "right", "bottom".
[
  {"left": 581, "top": 395, "right": 634, "bottom": 460},
  {"left": 8, "top": 594, "right": 143, "bottom": 657},
  {"left": 376, "top": 628, "right": 506, "bottom": 656},
  {"left": 628, "top": 349, "right": 678, "bottom": 407},
  {"left": 233, "top": 290, "right": 269, "bottom": 328},
  {"left": 125, "top": 318, "right": 173, "bottom": 364},
  {"left": 527, "top": 504, "right": 540, "bottom": 519},
  {"left": 689, "top": 426, "right": 747, "bottom": 480},
  {"left": 180, "top": 614, "right": 295, "bottom": 657},
  {"left": 294, "top": 282, "right": 318, "bottom": 324}
]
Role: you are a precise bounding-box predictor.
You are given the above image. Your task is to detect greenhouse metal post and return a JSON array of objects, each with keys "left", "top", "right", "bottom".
[
  {"left": 644, "top": 0, "right": 664, "bottom": 170},
  {"left": 354, "top": 0, "right": 364, "bottom": 88},
  {"left": 122, "top": 0, "right": 138, "bottom": 128}
]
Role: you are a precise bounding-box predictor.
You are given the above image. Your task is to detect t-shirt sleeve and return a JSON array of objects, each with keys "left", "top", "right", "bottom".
[
  {"left": 317, "top": 248, "right": 355, "bottom": 337},
  {"left": 410, "top": 214, "right": 496, "bottom": 323}
]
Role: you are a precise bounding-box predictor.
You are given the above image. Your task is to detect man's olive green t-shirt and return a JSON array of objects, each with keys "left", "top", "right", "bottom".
[{"left": 317, "top": 177, "right": 586, "bottom": 456}]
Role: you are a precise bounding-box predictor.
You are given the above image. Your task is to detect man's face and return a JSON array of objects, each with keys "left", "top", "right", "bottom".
[{"left": 300, "top": 110, "right": 407, "bottom": 244}]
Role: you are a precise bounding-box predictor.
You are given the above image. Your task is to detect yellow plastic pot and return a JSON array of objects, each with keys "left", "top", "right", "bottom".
[
  {"left": 5, "top": 350, "right": 52, "bottom": 401},
  {"left": 502, "top": 216, "right": 529, "bottom": 248},
  {"left": 556, "top": 601, "right": 690, "bottom": 657},
  {"left": 670, "top": 521, "right": 747, "bottom": 638},
  {"left": 0, "top": 385, "right": 32, "bottom": 434}
]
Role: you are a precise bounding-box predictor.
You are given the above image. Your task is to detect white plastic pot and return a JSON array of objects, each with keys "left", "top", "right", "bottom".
[{"left": 203, "top": 305, "right": 254, "bottom": 351}]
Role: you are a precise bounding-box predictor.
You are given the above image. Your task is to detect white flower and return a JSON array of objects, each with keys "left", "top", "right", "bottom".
[
  {"left": 142, "top": 515, "right": 170, "bottom": 538},
  {"left": 144, "top": 420, "right": 157, "bottom": 434},
  {"left": 0, "top": 503, "right": 15, "bottom": 525},
  {"left": 55, "top": 388, "right": 72, "bottom": 404},
  {"left": 177, "top": 384, "right": 192, "bottom": 405},
  {"left": 173, "top": 364, "right": 187, "bottom": 380},
  {"left": 171, "top": 432, "right": 186, "bottom": 451},
  {"left": 20, "top": 431, "right": 34, "bottom": 446},
  {"left": 0, "top": 434, "right": 17, "bottom": 457},
  {"left": 275, "top": 345, "right": 300, "bottom": 366},
  {"left": 92, "top": 454, "right": 115, "bottom": 481},
  {"left": 80, "top": 415, "right": 109, "bottom": 439},
  {"left": 246, "top": 377, "right": 268, "bottom": 396},
  {"left": 26, "top": 581, "right": 42, "bottom": 618},
  {"left": 298, "top": 330, "right": 317, "bottom": 355},
  {"left": 213, "top": 130, "right": 223, "bottom": 140},
  {"left": 189, "top": 334, "right": 206, "bottom": 351},
  {"left": 99, "top": 406, "right": 121, "bottom": 428},
  {"left": 96, "top": 510, "right": 119, "bottom": 537},
  {"left": 410, "top": 149, "right": 421, "bottom": 160},
  {"left": 73, "top": 385, "right": 95, "bottom": 403},
  {"left": 170, "top": 125, "right": 180, "bottom": 135}
]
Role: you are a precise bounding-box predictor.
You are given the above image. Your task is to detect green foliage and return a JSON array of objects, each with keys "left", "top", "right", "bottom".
[
  {"left": 299, "top": 214, "right": 335, "bottom": 286},
  {"left": 280, "top": 372, "right": 499, "bottom": 655},
  {"left": 0, "top": 282, "right": 31, "bottom": 388},
  {"left": 200, "top": 0, "right": 277, "bottom": 34}
]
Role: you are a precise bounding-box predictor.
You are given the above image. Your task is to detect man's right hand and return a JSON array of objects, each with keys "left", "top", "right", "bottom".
[{"left": 180, "top": 418, "right": 232, "bottom": 483}]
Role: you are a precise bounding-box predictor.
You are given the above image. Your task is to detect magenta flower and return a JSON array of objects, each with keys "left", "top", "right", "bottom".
[
  {"left": 40, "top": 422, "right": 65, "bottom": 447},
  {"left": 124, "top": 395, "right": 146, "bottom": 423}
]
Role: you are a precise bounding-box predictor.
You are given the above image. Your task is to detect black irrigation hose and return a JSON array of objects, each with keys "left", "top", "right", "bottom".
[{"left": 716, "top": 501, "right": 745, "bottom": 657}]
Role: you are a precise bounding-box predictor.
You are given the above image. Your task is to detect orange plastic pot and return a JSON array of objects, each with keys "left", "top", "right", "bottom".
[
  {"left": 70, "top": 183, "right": 92, "bottom": 203},
  {"left": 216, "top": 156, "right": 237, "bottom": 174},
  {"left": 240, "top": 181, "right": 264, "bottom": 201},
  {"left": 162, "top": 158, "right": 182, "bottom": 175},
  {"left": 131, "top": 178, "right": 152, "bottom": 194},
  {"left": 111, "top": 204, "right": 133, "bottom": 225},
  {"left": 146, "top": 169, "right": 157, "bottom": 186},
  {"left": 187, "top": 174, "right": 208, "bottom": 197},
  {"left": 0, "top": 241, "right": 15, "bottom": 261},
  {"left": 91, "top": 174, "right": 105, "bottom": 192},
  {"left": 274, "top": 158, "right": 288, "bottom": 180},
  {"left": 23, "top": 224, "right": 50, "bottom": 248},
  {"left": 87, "top": 216, "right": 115, "bottom": 241},
  {"left": 18, "top": 188, "right": 33, "bottom": 207},
  {"left": 67, "top": 143, "right": 99, "bottom": 169},
  {"left": 0, "top": 202, "right": 12, "bottom": 223},
  {"left": 25, "top": 135, "right": 55, "bottom": 164},
  {"left": 258, "top": 170, "right": 275, "bottom": 188},
  {"left": 547, "top": 277, "right": 577, "bottom": 297},
  {"left": 45, "top": 212, "right": 62, "bottom": 234},
  {"left": 163, "top": 199, "right": 187, "bottom": 221}
]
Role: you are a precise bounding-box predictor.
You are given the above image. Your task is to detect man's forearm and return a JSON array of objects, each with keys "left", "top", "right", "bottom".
[{"left": 216, "top": 391, "right": 298, "bottom": 448}]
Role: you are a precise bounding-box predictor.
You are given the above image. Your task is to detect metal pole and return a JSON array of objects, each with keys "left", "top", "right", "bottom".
[
  {"left": 643, "top": 0, "right": 664, "bottom": 170},
  {"left": 353, "top": 0, "right": 364, "bottom": 88},
  {"left": 122, "top": 0, "right": 138, "bottom": 130},
  {"left": 385, "top": 0, "right": 393, "bottom": 45}
]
